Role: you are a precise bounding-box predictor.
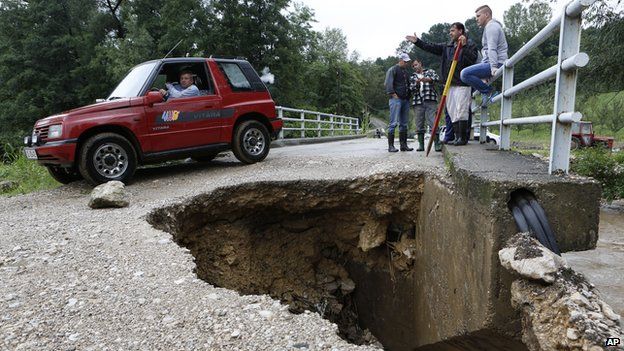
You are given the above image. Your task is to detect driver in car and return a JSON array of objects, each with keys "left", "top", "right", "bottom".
[{"left": 159, "top": 70, "right": 200, "bottom": 99}]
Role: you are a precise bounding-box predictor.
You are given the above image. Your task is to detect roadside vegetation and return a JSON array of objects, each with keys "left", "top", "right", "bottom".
[
  {"left": 572, "top": 148, "right": 624, "bottom": 202},
  {"left": 0, "top": 146, "right": 58, "bottom": 197}
]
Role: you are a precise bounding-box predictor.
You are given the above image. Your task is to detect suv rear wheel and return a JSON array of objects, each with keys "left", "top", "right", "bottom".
[
  {"left": 79, "top": 133, "right": 137, "bottom": 185},
  {"left": 47, "top": 166, "right": 82, "bottom": 184},
  {"left": 232, "top": 120, "right": 270, "bottom": 164}
]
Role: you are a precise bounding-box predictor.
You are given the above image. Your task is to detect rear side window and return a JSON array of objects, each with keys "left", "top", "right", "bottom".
[{"left": 218, "top": 63, "right": 252, "bottom": 91}]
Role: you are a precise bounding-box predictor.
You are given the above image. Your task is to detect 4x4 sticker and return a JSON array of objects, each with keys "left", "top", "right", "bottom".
[{"left": 157, "top": 108, "right": 235, "bottom": 124}]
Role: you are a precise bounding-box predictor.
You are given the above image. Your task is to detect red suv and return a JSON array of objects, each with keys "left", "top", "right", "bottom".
[{"left": 23, "top": 58, "right": 282, "bottom": 185}]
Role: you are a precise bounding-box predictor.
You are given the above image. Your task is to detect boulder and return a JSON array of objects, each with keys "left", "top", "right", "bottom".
[
  {"left": 502, "top": 233, "right": 623, "bottom": 351},
  {"left": 358, "top": 219, "right": 387, "bottom": 252},
  {"left": 498, "top": 232, "right": 567, "bottom": 283},
  {"left": 88, "top": 181, "right": 129, "bottom": 209}
]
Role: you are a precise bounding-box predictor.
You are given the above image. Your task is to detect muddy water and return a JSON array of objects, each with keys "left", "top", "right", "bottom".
[{"left": 564, "top": 204, "right": 624, "bottom": 318}]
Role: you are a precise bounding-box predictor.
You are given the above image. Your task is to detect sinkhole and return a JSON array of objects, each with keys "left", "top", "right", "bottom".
[{"left": 147, "top": 173, "right": 529, "bottom": 351}]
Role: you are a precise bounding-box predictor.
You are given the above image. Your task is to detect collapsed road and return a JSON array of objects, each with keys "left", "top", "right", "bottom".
[{"left": 0, "top": 138, "right": 620, "bottom": 350}]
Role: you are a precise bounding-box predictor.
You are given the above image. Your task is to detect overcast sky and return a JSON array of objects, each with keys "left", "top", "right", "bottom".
[{"left": 298, "top": 0, "right": 570, "bottom": 60}]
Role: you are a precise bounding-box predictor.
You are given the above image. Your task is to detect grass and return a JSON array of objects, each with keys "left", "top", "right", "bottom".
[{"left": 0, "top": 152, "right": 59, "bottom": 197}]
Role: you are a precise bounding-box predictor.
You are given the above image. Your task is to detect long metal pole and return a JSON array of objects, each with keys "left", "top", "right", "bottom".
[{"left": 426, "top": 41, "right": 463, "bottom": 156}]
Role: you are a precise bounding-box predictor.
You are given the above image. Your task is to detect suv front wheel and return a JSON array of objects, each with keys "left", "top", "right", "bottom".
[
  {"left": 232, "top": 120, "right": 270, "bottom": 164},
  {"left": 47, "top": 165, "right": 82, "bottom": 184},
  {"left": 78, "top": 133, "right": 137, "bottom": 185}
]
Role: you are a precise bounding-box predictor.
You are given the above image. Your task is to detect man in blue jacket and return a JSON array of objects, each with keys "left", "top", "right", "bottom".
[
  {"left": 384, "top": 53, "right": 413, "bottom": 152},
  {"left": 406, "top": 22, "right": 478, "bottom": 146},
  {"left": 460, "top": 5, "right": 508, "bottom": 107}
]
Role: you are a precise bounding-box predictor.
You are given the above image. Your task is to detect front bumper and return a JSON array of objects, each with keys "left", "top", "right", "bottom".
[{"left": 24, "top": 138, "right": 78, "bottom": 166}]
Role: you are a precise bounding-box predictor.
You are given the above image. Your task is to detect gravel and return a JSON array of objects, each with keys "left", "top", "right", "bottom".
[{"left": 0, "top": 140, "right": 443, "bottom": 350}]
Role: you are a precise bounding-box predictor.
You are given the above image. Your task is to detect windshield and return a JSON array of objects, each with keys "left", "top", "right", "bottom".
[{"left": 107, "top": 62, "right": 159, "bottom": 100}]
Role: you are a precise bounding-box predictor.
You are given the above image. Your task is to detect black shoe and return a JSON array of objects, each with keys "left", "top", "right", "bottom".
[
  {"left": 388, "top": 132, "right": 398, "bottom": 152},
  {"left": 399, "top": 131, "right": 413, "bottom": 151}
]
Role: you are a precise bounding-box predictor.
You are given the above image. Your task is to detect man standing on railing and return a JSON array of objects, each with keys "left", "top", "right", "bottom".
[
  {"left": 409, "top": 58, "right": 442, "bottom": 152},
  {"left": 406, "top": 22, "right": 478, "bottom": 146},
  {"left": 460, "top": 5, "right": 508, "bottom": 107},
  {"left": 384, "top": 53, "right": 413, "bottom": 153}
]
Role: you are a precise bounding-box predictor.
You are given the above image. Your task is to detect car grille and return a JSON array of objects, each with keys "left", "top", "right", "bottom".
[{"left": 34, "top": 125, "right": 50, "bottom": 143}]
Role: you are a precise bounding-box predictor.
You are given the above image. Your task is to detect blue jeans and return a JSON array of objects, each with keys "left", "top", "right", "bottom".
[
  {"left": 460, "top": 62, "right": 493, "bottom": 94},
  {"left": 388, "top": 98, "right": 410, "bottom": 134}
]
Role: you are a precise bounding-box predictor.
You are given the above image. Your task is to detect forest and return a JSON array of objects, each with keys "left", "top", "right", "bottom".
[{"left": 0, "top": 0, "right": 623, "bottom": 149}]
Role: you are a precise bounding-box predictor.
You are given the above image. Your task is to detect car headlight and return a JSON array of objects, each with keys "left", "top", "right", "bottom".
[{"left": 48, "top": 124, "right": 63, "bottom": 139}]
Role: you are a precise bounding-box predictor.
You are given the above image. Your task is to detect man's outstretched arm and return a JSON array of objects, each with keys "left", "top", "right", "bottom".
[{"left": 406, "top": 33, "right": 443, "bottom": 56}]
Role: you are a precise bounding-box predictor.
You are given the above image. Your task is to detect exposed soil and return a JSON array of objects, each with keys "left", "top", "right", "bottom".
[{"left": 148, "top": 174, "right": 425, "bottom": 347}]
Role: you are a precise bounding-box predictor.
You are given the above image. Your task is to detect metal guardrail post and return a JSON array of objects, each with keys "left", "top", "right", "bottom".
[
  {"left": 549, "top": 0, "right": 588, "bottom": 174},
  {"left": 277, "top": 108, "right": 284, "bottom": 139},
  {"left": 479, "top": 108, "right": 488, "bottom": 143},
  {"left": 499, "top": 66, "right": 514, "bottom": 150},
  {"left": 300, "top": 111, "right": 305, "bottom": 138},
  {"left": 330, "top": 116, "right": 334, "bottom": 136},
  {"left": 317, "top": 113, "right": 321, "bottom": 137}
]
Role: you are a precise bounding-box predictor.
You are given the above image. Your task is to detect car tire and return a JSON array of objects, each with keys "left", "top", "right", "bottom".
[
  {"left": 232, "top": 120, "right": 270, "bottom": 164},
  {"left": 47, "top": 166, "right": 82, "bottom": 184},
  {"left": 78, "top": 133, "right": 137, "bottom": 185},
  {"left": 571, "top": 137, "right": 581, "bottom": 150}
]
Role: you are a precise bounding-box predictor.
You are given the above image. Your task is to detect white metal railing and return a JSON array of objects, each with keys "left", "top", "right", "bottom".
[
  {"left": 472, "top": 0, "right": 596, "bottom": 174},
  {"left": 276, "top": 106, "right": 362, "bottom": 139}
]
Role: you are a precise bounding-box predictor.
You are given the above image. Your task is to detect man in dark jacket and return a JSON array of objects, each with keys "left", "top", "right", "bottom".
[
  {"left": 384, "top": 53, "right": 413, "bottom": 152},
  {"left": 406, "top": 22, "right": 478, "bottom": 146}
]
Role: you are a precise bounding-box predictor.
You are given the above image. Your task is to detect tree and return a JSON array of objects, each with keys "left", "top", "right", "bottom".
[
  {"left": 0, "top": 0, "right": 103, "bottom": 145},
  {"left": 503, "top": 1, "right": 556, "bottom": 82}
]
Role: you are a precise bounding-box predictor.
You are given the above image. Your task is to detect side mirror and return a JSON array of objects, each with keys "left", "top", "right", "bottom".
[{"left": 145, "top": 91, "right": 164, "bottom": 106}]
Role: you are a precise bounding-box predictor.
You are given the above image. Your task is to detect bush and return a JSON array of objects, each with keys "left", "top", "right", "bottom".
[
  {"left": 0, "top": 150, "right": 59, "bottom": 196},
  {"left": 1, "top": 142, "right": 21, "bottom": 164},
  {"left": 571, "top": 148, "right": 624, "bottom": 201}
]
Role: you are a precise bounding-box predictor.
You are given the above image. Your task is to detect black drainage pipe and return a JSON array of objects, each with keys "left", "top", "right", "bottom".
[{"left": 508, "top": 189, "right": 561, "bottom": 256}]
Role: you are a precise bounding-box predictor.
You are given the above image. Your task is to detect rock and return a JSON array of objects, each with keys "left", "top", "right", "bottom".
[
  {"left": 566, "top": 328, "right": 579, "bottom": 340},
  {"left": 0, "top": 180, "right": 18, "bottom": 192},
  {"left": 600, "top": 300, "right": 621, "bottom": 322},
  {"left": 339, "top": 278, "right": 355, "bottom": 294},
  {"left": 293, "top": 342, "right": 309, "bottom": 349},
  {"left": 358, "top": 219, "right": 387, "bottom": 252},
  {"left": 258, "top": 310, "right": 273, "bottom": 319},
  {"left": 88, "top": 181, "right": 129, "bottom": 209},
  {"left": 570, "top": 292, "right": 591, "bottom": 308},
  {"left": 499, "top": 233, "right": 566, "bottom": 283},
  {"left": 230, "top": 329, "right": 241, "bottom": 339}
]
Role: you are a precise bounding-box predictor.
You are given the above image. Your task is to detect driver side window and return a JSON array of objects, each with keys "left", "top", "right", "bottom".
[{"left": 151, "top": 62, "right": 214, "bottom": 98}]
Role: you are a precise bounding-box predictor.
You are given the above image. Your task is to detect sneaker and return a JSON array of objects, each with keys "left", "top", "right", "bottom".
[{"left": 481, "top": 90, "right": 499, "bottom": 107}]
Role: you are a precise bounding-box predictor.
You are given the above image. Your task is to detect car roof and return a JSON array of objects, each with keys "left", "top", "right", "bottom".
[{"left": 139, "top": 57, "right": 249, "bottom": 66}]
